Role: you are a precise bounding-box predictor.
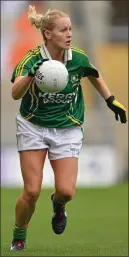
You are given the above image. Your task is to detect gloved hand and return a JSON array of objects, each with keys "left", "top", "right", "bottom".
[
  {"left": 106, "top": 95, "right": 127, "bottom": 123},
  {"left": 28, "top": 59, "right": 48, "bottom": 77}
]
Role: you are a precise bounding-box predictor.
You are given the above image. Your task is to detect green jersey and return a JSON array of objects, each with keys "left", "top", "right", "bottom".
[{"left": 11, "top": 44, "right": 99, "bottom": 128}]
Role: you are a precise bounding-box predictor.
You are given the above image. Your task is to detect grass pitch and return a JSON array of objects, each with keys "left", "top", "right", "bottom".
[{"left": 1, "top": 183, "right": 128, "bottom": 256}]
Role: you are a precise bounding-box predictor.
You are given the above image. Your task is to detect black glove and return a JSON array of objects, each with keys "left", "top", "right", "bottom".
[
  {"left": 106, "top": 95, "right": 127, "bottom": 123},
  {"left": 28, "top": 59, "right": 48, "bottom": 77}
]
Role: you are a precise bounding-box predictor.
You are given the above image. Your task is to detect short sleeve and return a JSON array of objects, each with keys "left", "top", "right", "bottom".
[
  {"left": 11, "top": 50, "right": 32, "bottom": 83},
  {"left": 11, "top": 64, "right": 30, "bottom": 83},
  {"left": 82, "top": 55, "right": 99, "bottom": 78}
]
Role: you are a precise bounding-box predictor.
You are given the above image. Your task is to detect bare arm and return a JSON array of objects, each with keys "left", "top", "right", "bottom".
[
  {"left": 12, "top": 75, "right": 34, "bottom": 100},
  {"left": 12, "top": 59, "right": 45, "bottom": 100},
  {"left": 88, "top": 72, "right": 112, "bottom": 100},
  {"left": 88, "top": 71, "right": 127, "bottom": 123}
]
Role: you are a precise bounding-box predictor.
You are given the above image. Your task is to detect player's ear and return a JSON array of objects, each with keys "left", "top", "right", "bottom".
[{"left": 44, "top": 30, "right": 52, "bottom": 40}]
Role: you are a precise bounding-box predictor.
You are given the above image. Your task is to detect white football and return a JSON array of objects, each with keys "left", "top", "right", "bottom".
[{"left": 35, "top": 60, "right": 68, "bottom": 93}]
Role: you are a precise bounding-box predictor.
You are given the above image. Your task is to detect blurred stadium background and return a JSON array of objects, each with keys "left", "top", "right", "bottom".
[{"left": 1, "top": 1, "right": 128, "bottom": 256}]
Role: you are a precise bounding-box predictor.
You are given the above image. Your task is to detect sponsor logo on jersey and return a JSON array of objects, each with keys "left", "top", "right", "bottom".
[{"left": 38, "top": 92, "right": 76, "bottom": 104}]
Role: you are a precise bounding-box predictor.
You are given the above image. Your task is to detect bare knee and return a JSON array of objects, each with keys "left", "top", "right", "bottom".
[
  {"left": 55, "top": 187, "right": 75, "bottom": 202},
  {"left": 23, "top": 187, "right": 41, "bottom": 203}
]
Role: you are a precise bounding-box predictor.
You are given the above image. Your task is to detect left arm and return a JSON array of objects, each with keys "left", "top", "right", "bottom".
[
  {"left": 88, "top": 72, "right": 127, "bottom": 124},
  {"left": 88, "top": 72, "right": 111, "bottom": 100}
]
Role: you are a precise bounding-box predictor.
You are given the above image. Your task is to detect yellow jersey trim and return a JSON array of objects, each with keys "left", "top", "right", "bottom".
[
  {"left": 29, "top": 86, "right": 34, "bottom": 111},
  {"left": 32, "top": 83, "right": 39, "bottom": 111},
  {"left": 18, "top": 49, "right": 41, "bottom": 76},
  {"left": 24, "top": 114, "right": 35, "bottom": 120},
  {"left": 71, "top": 48, "right": 87, "bottom": 57},
  {"left": 71, "top": 45, "right": 85, "bottom": 53},
  {"left": 16, "top": 45, "right": 41, "bottom": 75},
  {"left": 16, "top": 46, "right": 41, "bottom": 76},
  {"left": 66, "top": 115, "right": 81, "bottom": 125}
]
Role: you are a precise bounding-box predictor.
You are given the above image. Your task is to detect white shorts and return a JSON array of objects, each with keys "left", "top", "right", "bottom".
[{"left": 16, "top": 114, "right": 83, "bottom": 160}]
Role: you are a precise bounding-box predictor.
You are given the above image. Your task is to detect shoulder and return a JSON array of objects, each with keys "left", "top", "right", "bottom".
[
  {"left": 18, "top": 45, "right": 42, "bottom": 64},
  {"left": 30, "top": 45, "right": 42, "bottom": 56},
  {"left": 11, "top": 45, "right": 42, "bottom": 80},
  {"left": 71, "top": 45, "right": 88, "bottom": 58},
  {"left": 20, "top": 46, "right": 41, "bottom": 62},
  {"left": 13, "top": 45, "right": 42, "bottom": 71}
]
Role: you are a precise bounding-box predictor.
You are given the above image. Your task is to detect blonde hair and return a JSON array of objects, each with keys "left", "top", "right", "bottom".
[{"left": 28, "top": 5, "right": 69, "bottom": 41}]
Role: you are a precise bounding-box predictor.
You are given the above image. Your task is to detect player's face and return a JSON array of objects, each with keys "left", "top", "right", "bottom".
[{"left": 48, "top": 17, "right": 72, "bottom": 50}]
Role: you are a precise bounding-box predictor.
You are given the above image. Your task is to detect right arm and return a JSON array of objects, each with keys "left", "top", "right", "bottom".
[
  {"left": 11, "top": 59, "right": 44, "bottom": 100},
  {"left": 12, "top": 75, "right": 34, "bottom": 100}
]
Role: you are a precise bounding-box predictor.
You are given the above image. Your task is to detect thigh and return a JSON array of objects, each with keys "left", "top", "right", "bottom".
[
  {"left": 50, "top": 157, "right": 78, "bottom": 191},
  {"left": 20, "top": 149, "right": 47, "bottom": 192}
]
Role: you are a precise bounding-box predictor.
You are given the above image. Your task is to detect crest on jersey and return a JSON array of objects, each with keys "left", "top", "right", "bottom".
[{"left": 71, "top": 74, "right": 79, "bottom": 87}]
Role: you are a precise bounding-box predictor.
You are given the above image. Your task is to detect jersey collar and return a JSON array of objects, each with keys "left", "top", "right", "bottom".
[{"left": 40, "top": 44, "right": 72, "bottom": 64}]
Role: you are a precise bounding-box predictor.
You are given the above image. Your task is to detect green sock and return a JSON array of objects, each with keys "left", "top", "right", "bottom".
[{"left": 13, "top": 224, "right": 28, "bottom": 241}]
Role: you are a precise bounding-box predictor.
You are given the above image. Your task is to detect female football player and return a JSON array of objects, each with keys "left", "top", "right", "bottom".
[{"left": 10, "top": 5, "right": 127, "bottom": 251}]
